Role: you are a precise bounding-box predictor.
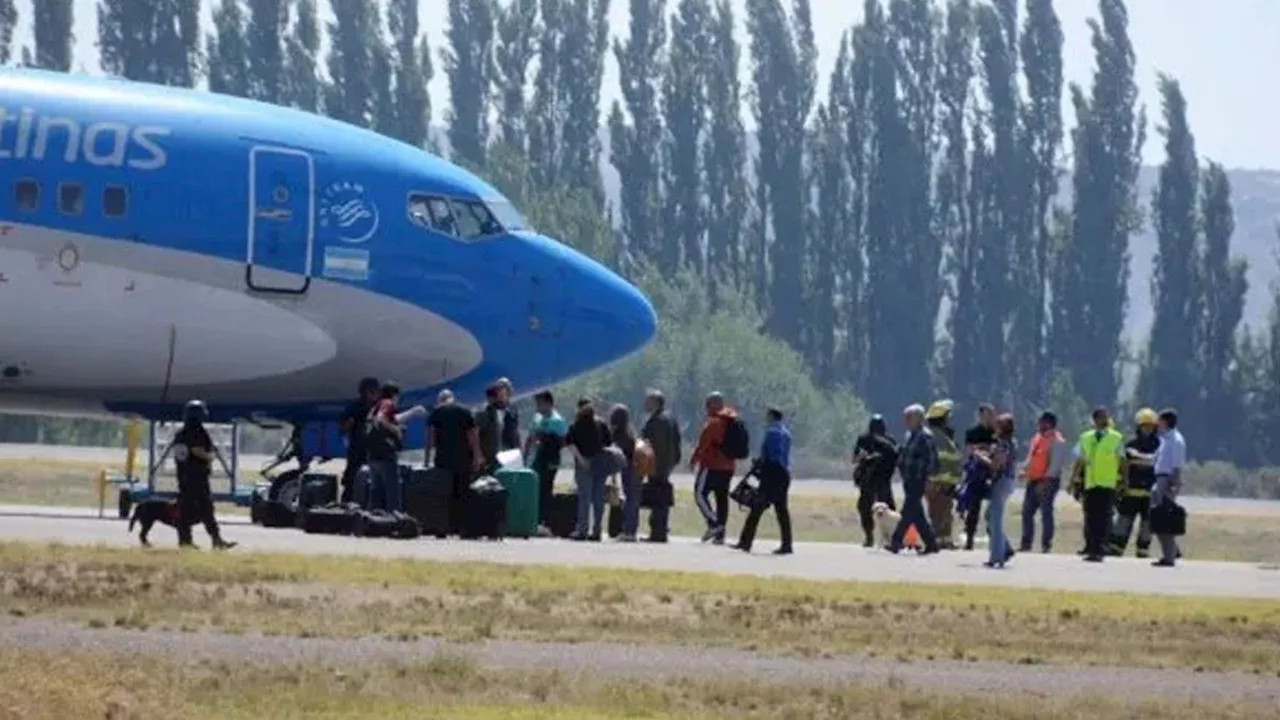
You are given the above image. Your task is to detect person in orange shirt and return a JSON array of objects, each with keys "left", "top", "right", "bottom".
[
  {"left": 690, "top": 391, "right": 746, "bottom": 544},
  {"left": 1019, "top": 411, "right": 1069, "bottom": 553}
]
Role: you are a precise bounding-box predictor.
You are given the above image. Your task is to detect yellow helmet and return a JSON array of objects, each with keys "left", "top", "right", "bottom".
[
  {"left": 925, "top": 399, "right": 954, "bottom": 420},
  {"left": 1135, "top": 408, "right": 1158, "bottom": 427}
]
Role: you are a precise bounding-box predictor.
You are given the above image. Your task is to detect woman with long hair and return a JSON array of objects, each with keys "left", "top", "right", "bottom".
[{"left": 609, "top": 404, "right": 640, "bottom": 542}]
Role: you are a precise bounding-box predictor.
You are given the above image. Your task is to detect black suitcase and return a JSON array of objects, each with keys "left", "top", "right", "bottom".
[
  {"left": 353, "top": 509, "right": 422, "bottom": 539},
  {"left": 1151, "top": 499, "right": 1187, "bottom": 537},
  {"left": 259, "top": 500, "right": 296, "bottom": 528},
  {"left": 299, "top": 503, "right": 358, "bottom": 535},
  {"left": 546, "top": 492, "right": 578, "bottom": 538},
  {"left": 404, "top": 467, "right": 455, "bottom": 538},
  {"left": 460, "top": 484, "right": 508, "bottom": 540},
  {"left": 299, "top": 473, "right": 338, "bottom": 508}
]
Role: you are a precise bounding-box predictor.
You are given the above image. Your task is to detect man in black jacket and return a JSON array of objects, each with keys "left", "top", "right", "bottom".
[
  {"left": 640, "top": 389, "right": 681, "bottom": 543},
  {"left": 853, "top": 414, "right": 898, "bottom": 547},
  {"left": 338, "top": 377, "right": 380, "bottom": 504},
  {"left": 889, "top": 404, "right": 940, "bottom": 555}
]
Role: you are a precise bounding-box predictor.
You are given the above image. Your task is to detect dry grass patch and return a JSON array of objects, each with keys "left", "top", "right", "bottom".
[
  {"left": 1, "top": 542, "right": 1278, "bottom": 674},
  {"left": 1, "top": 646, "right": 1276, "bottom": 720}
]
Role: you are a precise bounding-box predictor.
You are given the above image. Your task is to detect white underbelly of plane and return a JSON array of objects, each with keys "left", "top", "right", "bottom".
[
  {"left": 0, "top": 225, "right": 485, "bottom": 408},
  {"left": 0, "top": 244, "right": 337, "bottom": 389}
]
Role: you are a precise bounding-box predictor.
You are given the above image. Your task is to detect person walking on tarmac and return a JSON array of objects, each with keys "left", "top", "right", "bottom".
[
  {"left": 923, "top": 400, "right": 961, "bottom": 549},
  {"left": 887, "top": 404, "right": 941, "bottom": 555},
  {"left": 732, "top": 407, "right": 794, "bottom": 555},
  {"left": 1071, "top": 407, "right": 1127, "bottom": 563},
  {"left": 1108, "top": 408, "right": 1160, "bottom": 557},
  {"left": 1019, "top": 411, "right": 1068, "bottom": 554},
  {"left": 959, "top": 403, "right": 999, "bottom": 550},
  {"left": 853, "top": 415, "right": 898, "bottom": 547},
  {"left": 1151, "top": 408, "right": 1187, "bottom": 568},
  {"left": 172, "top": 400, "right": 235, "bottom": 550},
  {"left": 690, "top": 392, "right": 745, "bottom": 545}
]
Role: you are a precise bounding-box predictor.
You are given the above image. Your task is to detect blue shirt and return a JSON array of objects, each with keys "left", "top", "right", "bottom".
[
  {"left": 761, "top": 421, "right": 791, "bottom": 470},
  {"left": 1154, "top": 428, "right": 1186, "bottom": 476}
]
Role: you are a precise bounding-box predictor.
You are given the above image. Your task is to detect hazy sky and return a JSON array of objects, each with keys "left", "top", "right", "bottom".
[{"left": 13, "top": 0, "right": 1280, "bottom": 169}]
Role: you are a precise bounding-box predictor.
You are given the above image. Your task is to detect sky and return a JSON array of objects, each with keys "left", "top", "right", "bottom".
[{"left": 12, "top": 0, "right": 1280, "bottom": 169}]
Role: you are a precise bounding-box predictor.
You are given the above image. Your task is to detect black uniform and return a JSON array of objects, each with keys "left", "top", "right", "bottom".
[
  {"left": 962, "top": 423, "right": 996, "bottom": 549},
  {"left": 1109, "top": 433, "right": 1159, "bottom": 556},
  {"left": 339, "top": 397, "right": 374, "bottom": 503},
  {"left": 853, "top": 432, "right": 898, "bottom": 546},
  {"left": 172, "top": 421, "right": 226, "bottom": 547}
]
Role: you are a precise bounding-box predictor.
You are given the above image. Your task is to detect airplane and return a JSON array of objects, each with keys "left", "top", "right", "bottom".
[{"left": 0, "top": 67, "right": 657, "bottom": 507}]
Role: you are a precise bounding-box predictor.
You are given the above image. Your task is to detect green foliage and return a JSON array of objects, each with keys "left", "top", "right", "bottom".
[{"left": 555, "top": 266, "right": 868, "bottom": 459}]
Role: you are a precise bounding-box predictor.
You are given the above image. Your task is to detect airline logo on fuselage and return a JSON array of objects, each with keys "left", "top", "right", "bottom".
[{"left": 0, "top": 107, "right": 170, "bottom": 171}]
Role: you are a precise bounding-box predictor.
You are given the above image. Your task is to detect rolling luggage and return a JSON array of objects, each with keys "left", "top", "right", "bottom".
[
  {"left": 460, "top": 477, "right": 508, "bottom": 540},
  {"left": 352, "top": 509, "right": 421, "bottom": 539},
  {"left": 546, "top": 492, "right": 578, "bottom": 538},
  {"left": 494, "top": 467, "right": 539, "bottom": 538},
  {"left": 299, "top": 503, "right": 358, "bottom": 535},
  {"left": 404, "top": 467, "right": 454, "bottom": 538}
]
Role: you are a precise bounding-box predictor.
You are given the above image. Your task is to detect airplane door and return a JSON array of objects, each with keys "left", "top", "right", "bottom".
[{"left": 246, "top": 146, "right": 315, "bottom": 294}]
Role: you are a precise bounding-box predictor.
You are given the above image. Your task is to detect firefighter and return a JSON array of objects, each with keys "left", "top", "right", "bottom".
[
  {"left": 923, "top": 399, "right": 961, "bottom": 549},
  {"left": 1108, "top": 408, "right": 1160, "bottom": 557},
  {"left": 173, "top": 400, "right": 235, "bottom": 550}
]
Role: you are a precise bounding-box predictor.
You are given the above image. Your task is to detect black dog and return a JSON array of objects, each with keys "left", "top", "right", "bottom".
[{"left": 127, "top": 499, "right": 185, "bottom": 547}]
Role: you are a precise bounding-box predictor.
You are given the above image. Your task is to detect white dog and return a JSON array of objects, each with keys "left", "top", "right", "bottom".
[{"left": 872, "top": 502, "right": 902, "bottom": 548}]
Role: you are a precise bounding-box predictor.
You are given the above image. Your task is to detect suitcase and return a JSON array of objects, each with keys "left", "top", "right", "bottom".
[
  {"left": 1151, "top": 499, "right": 1187, "bottom": 537},
  {"left": 300, "top": 503, "right": 358, "bottom": 535},
  {"left": 460, "top": 479, "right": 508, "bottom": 540},
  {"left": 353, "top": 509, "right": 422, "bottom": 539},
  {"left": 298, "top": 473, "right": 338, "bottom": 508},
  {"left": 546, "top": 492, "right": 578, "bottom": 538},
  {"left": 404, "top": 467, "right": 455, "bottom": 538},
  {"left": 259, "top": 500, "right": 296, "bottom": 528},
  {"left": 494, "top": 467, "right": 539, "bottom": 538}
]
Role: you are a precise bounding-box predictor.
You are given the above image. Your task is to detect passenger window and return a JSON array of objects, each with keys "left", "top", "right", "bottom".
[
  {"left": 452, "top": 200, "right": 503, "bottom": 239},
  {"left": 58, "top": 183, "right": 84, "bottom": 216},
  {"left": 14, "top": 179, "right": 39, "bottom": 212},
  {"left": 103, "top": 186, "right": 128, "bottom": 218}
]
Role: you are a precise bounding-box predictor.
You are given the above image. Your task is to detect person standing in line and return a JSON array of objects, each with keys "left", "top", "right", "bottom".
[
  {"left": 959, "top": 403, "right": 998, "bottom": 551},
  {"left": 1071, "top": 406, "right": 1127, "bottom": 563},
  {"left": 337, "top": 377, "right": 380, "bottom": 504},
  {"left": 985, "top": 413, "right": 1018, "bottom": 568},
  {"left": 172, "top": 400, "right": 235, "bottom": 550},
  {"left": 609, "top": 404, "right": 641, "bottom": 542},
  {"left": 524, "top": 390, "right": 567, "bottom": 534},
  {"left": 1019, "top": 411, "right": 1068, "bottom": 554},
  {"left": 690, "top": 392, "right": 742, "bottom": 545},
  {"left": 924, "top": 400, "right": 961, "bottom": 549},
  {"left": 566, "top": 398, "right": 612, "bottom": 541},
  {"left": 424, "top": 388, "right": 484, "bottom": 524},
  {"left": 1109, "top": 408, "right": 1160, "bottom": 557},
  {"left": 365, "top": 381, "right": 426, "bottom": 513},
  {"left": 732, "top": 407, "right": 794, "bottom": 555},
  {"left": 1151, "top": 408, "right": 1187, "bottom": 568},
  {"left": 640, "top": 389, "right": 681, "bottom": 543},
  {"left": 495, "top": 377, "right": 522, "bottom": 454},
  {"left": 888, "top": 404, "right": 941, "bottom": 555},
  {"left": 474, "top": 383, "right": 506, "bottom": 475},
  {"left": 853, "top": 415, "right": 898, "bottom": 548}
]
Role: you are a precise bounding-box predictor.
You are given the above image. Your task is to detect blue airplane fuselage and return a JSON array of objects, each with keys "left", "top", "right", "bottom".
[{"left": 0, "top": 69, "right": 656, "bottom": 441}]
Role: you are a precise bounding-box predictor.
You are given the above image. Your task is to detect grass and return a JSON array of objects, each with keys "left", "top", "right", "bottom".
[
  {"left": 2, "top": 542, "right": 1279, "bottom": 674},
  {"left": 2, "top": 647, "right": 1277, "bottom": 720},
  {"left": 4, "top": 457, "right": 1279, "bottom": 563}
]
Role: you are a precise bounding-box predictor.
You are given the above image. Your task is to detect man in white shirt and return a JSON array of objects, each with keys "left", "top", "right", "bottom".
[{"left": 1151, "top": 408, "right": 1187, "bottom": 567}]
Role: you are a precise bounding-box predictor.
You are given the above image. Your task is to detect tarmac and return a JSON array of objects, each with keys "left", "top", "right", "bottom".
[{"left": 2, "top": 442, "right": 1279, "bottom": 600}]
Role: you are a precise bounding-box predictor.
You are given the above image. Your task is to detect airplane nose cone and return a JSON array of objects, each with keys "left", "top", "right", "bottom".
[{"left": 560, "top": 249, "right": 657, "bottom": 370}]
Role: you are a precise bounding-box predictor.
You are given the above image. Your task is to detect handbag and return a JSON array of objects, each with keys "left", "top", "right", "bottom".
[{"left": 728, "top": 468, "right": 769, "bottom": 511}]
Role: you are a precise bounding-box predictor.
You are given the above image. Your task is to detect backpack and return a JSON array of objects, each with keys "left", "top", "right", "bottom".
[{"left": 720, "top": 416, "right": 750, "bottom": 460}]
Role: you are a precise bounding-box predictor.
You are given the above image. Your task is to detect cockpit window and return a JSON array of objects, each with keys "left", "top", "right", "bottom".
[
  {"left": 486, "top": 199, "right": 529, "bottom": 232},
  {"left": 408, "top": 193, "right": 459, "bottom": 236},
  {"left": 451, "top": 199, "right": 504, "bottom": 239}
]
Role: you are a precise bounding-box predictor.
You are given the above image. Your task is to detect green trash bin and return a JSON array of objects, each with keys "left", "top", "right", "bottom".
[{"left": 494, "top": 467, "right": 539, "bottom": 538}]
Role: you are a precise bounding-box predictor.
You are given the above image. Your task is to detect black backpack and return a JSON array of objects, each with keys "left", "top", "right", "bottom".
[{"left": 721, "top": 417, "right": 750, "bottom": 460}]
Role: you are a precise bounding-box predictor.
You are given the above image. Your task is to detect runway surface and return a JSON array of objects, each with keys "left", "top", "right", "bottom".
[
  {"left": 7, "top": 618, "right": 1280, "bottom": 703},
  {"left": 2, "top": 504, "right": 1278, "bottom": 599},
  {"left": 5, "top": 442, "right": 1280, "bottom": 514}
]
